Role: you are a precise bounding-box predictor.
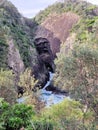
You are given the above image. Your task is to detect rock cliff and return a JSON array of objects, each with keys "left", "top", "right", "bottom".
[
  {"left": 0, "top": 0, "right": 55, "bottom": 90},
  {"left": 1, "top": 0, "right": 98, "bottom": 93},
  {"left": 35, "top": 13, "right": 79, "bottom": 56}
]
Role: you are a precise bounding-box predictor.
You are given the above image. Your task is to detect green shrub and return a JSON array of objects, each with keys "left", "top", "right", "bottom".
[{"left": 0, "top": 99, "right": 35, "bottom": 130}]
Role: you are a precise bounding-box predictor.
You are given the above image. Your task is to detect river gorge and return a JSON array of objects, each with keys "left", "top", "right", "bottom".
[{"left": 17, "top": 71, "right": 69, "bottom": 107}]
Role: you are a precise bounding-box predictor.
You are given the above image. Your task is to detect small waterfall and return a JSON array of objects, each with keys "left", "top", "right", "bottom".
[
  {"left": 40, "top": 72, "right": 67, "bottom": 107},
  {"left": 43, "top": 72, "right": 54, "bottom": 90}
]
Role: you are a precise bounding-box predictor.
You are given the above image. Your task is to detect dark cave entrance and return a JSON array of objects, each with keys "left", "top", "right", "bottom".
[{"left": 45, "top": 63, "right": 54, "bottom": 73}]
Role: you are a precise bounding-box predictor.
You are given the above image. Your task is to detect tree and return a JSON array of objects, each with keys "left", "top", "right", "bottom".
[
  {"left": 54, "top": 43, "right": 98, "bottom": 126},
  {"left": 43, "top": 99, "right": 94, "bottom": 130},
  {"left": 18, "top": 68, "right": 38, "bottom": 95},
  {"left": 0, "top": 69, "right": 17, "bottom": 104}
]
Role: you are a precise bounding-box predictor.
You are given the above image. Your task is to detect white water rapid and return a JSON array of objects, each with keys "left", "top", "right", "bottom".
[{"left": 39, "top": 72, "right": 67, "bottom": 107}]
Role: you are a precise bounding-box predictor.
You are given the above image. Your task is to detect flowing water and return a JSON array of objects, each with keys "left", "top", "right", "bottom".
[
  {"left": 17, "top": 72, "right": 68, "bottom": 106},
  {"left": 39, "top": 72, "right": 68, "bottom": 107}
]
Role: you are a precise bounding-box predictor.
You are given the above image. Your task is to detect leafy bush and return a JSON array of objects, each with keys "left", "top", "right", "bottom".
[
  {"left": 33, "top": 118, "right": 53, "bottom": 130},
  {"left": 42, "top": 99, "right": 94, "bottom": 130},
  {"left": 18, "top": 68, "right": 38, "bottom": 95},
  {"left": 0, "top": 69, "right": 17, "bottom": 104},
  {"left": 0, "top": 99, "right": 53, "bottom": 130},
  {"left": 0, "top": 98, "right": 35, "bottom": 130}
]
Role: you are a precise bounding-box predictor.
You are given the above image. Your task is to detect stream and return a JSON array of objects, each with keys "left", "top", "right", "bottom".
[
  {"left": 39, "top": 72, "right": 67, "bottom": 107},
  {"left": 17, "top": 72, "right": 68, "bottom": 107}
]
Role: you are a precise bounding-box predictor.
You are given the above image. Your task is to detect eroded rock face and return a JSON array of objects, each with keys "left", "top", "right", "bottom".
[
  {"left": 7, "top": 39, "right": 25, "bottom": 76},
  {"left": 7, "top": 38, "right": 25, "bottom": 94},
  {"left": 0, "top": 0, "right": 55, "bottom": 94},
  {"left": 32, "top": 37, "right": 55, "bottom": 89},
  {"left": 35, "top": 13, "right": 79, "bottom": 56},
  {"left": 34, "top": 37, "right": 55, "bottom": 73}
]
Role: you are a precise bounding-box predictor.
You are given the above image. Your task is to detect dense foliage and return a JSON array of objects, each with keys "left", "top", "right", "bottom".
[
  {"left": 0, "top": 0, "right": 98, "bottom": 129},
  {"left": 0, "top": 0, "right": 37, "bottom": 68},
  {"left": 0, "top": 69, "right": 17, "bottom": 104},
  {"left": 0, "top": 98, "right": 53, "bottom": 130},
  {"left": 54, "top": 43, "right": 98, "bottom": 115},
  {"left": 34, "top": 0, "right": 97, "bottom": 24},
  {"left": 52, "top": 1, "right": 98, "bottom": 121},
  {"left": 0, "top": 98, "right": 97, "bottom": 130}
]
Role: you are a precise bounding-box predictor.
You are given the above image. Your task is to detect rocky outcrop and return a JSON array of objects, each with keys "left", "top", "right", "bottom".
[
  {"left": 0, "top": 0, "right": 55, "bottom": 92},
  {"left": 0, "top": 0, "right": 80, "bottom": 93},
  {"left": 46, "top": 83, "right": 69, "bottom": 96},
  {"left": 34, "top": 37, "right": 55, "bottom": 72},
  {"left": 33, "top": 37, "right": 55, "bottom": 89},
  {"left": 8, "top": 38, "right": 25, "bottom": 76}
]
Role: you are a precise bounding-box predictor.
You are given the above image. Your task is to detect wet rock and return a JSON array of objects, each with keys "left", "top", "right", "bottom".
[
  {"left": 33, "top": 37, "right": 55, "bottom": 89},
  {"left": 46, "top": 83, "right": 69, "bottom": 96},
  {"left": 8, "top": 39, "right": 25, "bottom": 76}
]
